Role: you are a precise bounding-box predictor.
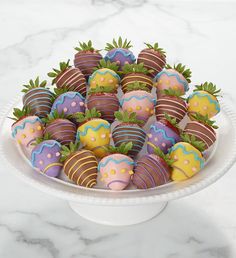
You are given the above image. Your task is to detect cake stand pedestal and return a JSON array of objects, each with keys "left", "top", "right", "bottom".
[{"left": 69, "top": 201, "right": 168, "bottom": 226}]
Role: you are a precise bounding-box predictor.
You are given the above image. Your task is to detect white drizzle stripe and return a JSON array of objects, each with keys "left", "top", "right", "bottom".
[
  {"left": 137, "top": 56, "right": 163, "bottom": 71},
  {"left": 187, "top": 121, "right": 216, "bottom": 138},
  {"left": 56, "top": 68, "right": 78, "bottom": 84},
  {"left": 158, "top": 99, "right": 187, "bottom": 109},
  {"left": 156, "top": 104, "right": 186, "bottom": 114},
  {"left": 184, "top": 130, "right": 211, "bottom": 147},
  {"left": 138, "top": 51, "right": 166, "bottom": 66}
]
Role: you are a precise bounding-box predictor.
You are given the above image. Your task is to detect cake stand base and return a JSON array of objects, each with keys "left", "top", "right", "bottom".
[{"left": 68, "top": 201, "right": 168, "bottom": 226}]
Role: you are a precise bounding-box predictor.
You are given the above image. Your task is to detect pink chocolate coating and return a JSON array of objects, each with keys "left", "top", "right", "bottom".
[{"left": 99, "top": 153, "right": 134, "bottom": 190}]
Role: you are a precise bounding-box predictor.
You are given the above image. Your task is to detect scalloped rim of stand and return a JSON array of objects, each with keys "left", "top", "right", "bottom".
[{"left": 0, "top": 95, "right": 236, "bottom": 206}]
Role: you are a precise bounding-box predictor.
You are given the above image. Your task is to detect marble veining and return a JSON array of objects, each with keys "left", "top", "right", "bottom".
[{"left": 1, "top": 0, "right": 236, "bottom": 257}]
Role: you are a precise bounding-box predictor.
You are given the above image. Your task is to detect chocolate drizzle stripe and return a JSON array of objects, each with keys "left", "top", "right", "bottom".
[
  {"left": 24, "top": 94, "right": 53, "bottom": 104},
  {"left": 156, "top": 107, "right": 185, "bottom": 116},
  {"left": 187, "top": 121, "right": 216, "bottom": 138},
  {"left": 138, "top": 51, "right": 166, "bottom": 66},
  {"left": 64, "top": 150, "right": 92, "bottom": 168},
  {"left": 137, "top": 56, "right": 163, "bottom": 71},
  {"left": 113, "top": 126, "right": 146, "bottom": 136},
  {"left": 76, "top": 166, "right": 97, "bottom": 185},
  {"left": 113, "top": 132, "right": 146, "bottom": 141},
  {"left": 81, "top": 173, "right": 97, "bottom": 186},
  {"left": 157, "top": 101, "right": 187, "bottom": 111},
  {"left": 145, "top": 156, "right": 169, "bottom": 182},
  {"left": 135, "top": 164, "right": 156, "bottom": 187},
  {"left": 56, "top": 68, "right": 78, "bottom": 84},
  {"left": 133, "top": 173, "right": 147, "bottom": 189},
  {"left": 69, "top": 160, "right": 98, "bottom": 180},
  {"left": 66, "top": 74, "right": 86, "bottom": 87},
  {"left": 184, "top": 129, "right": 212, "bottom": 147}
]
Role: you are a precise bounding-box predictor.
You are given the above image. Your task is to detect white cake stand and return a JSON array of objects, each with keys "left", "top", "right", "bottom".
[{"left": 1, "top": 97, "right": 236, "bottom": 226}]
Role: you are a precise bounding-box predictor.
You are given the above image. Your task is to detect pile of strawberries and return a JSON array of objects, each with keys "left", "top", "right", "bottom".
[{"left": 11, "top": 37, "right": 221, "bottom": 190}]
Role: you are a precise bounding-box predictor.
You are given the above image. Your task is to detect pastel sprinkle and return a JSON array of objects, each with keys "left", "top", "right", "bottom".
[
  {"left": 22, "top": 134, "right": 26, "bottom": 139},
  {"left": 150, "top": 110, "right": 154, "bottom": 115},
  {"left": 129, "top": 170, "right": 134, "bottom": 175},
  {"left": 79, "top": 102, "right": 84, "bottom": 106},
  {"left": 63, "top": 107, "right": 68, "bottom": 112},
  {"left": 148, "top": 134, "right": 152, "bottom": 138},
  {"left": 116, "top": 60, "right": 120, "bottom": 64},
  {"left": 121, "top": 168, "right": 126, "bottom": 173},
  {"left": 103, "top": 173, "right": 108, "bottom": 178},
  {"left": 39, "top": 160, "right": 43, "bottom": 165},
  {"left": 184, "top": 160, "right": 189, "bottom": 165},
  {"left": 71, "top": 102, "right": 77, "bottom": 107},
  {"left": 110, "top": 169, "right": 116, "bottom": 175},
  {"left": 174, "top": 155, "right": 178, "bottom": 161},
  {"left": 30, "top": 128, "right": 35, "bottom": 133},
  {"left": 37, "top": 126, "right": 42, "bottom": 131},
  {"left": 56, "top": 152, "right": 60, "bottom": 157},
  {"left": 194, "top": 102, "right": 199, "bottom": 107},
  {"left": 91, "top": 137, "right": 96, "bottom": 142},
  {"left": 145, "top": 107, "right": 150, "bottom": 112},
  {"left": 100, "top": 77, "right": 105, "bottom": 82},
  {"left": 154, "top": 137, "right": 158, "bottom": 142},
  {"left": 136, "top": 106, "right": 141, "bottom": 110},
  {"left": 128, "top": 107, "right": 133, "bottom": 112},
  {"left": 47, "top": 153, "right": 52, "bottom": 159},
  {"left": 101, "top": 134, "right": 106, "bottom": 139},
  {"left": 203, "top": 106, "right": 208, "bottom": 110},
  {"left": 162, "top": 143, "right": 166, "bottom": 147},
  {"left": 18, "top": 140, "right": 22, "bottom": 144},
  {"left": 109, "top": 79, "right": 114, "bottom": 83},
  {"left": 192, "top": 167, "right": 197, "bottom": 172}
]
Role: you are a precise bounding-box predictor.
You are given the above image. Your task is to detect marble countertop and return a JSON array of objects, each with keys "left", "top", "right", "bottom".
[{"left": 1, "top": 0, "right": 236, "bottom": 257}]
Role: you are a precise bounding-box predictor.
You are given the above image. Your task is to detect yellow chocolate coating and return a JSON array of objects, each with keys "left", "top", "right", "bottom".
[
  {"left": 89, "top": 68, "right": 120, "bottom": 89},
  {"left": 169, "top": 142, "right": 204, "bottom": 181},
  {"left": 188, "top": 90, "right": 220, "bottom": 118},
  {"left": 77, "top": 119, "right": 111, "bottom": 158}
]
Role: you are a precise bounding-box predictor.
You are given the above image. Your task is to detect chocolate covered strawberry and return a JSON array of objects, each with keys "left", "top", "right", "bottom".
[
  {"left": 48, "top": 60, "right": 87, "bottom": 97},
  {"left": 104, "top": 37, "right": 136, "bottom": 70},
  {"left": 43, "top": 111, "right": 77, "bottom": 146},
  {"left": 61, "top": 142, "right": 98, "bottom": 188},
  {"left": 155, "top": 63, "right": 191, "bottom": 97},
  {"left": 184, "top": 113, "right": 217, "bottom": 150},
  {"left": 99, "top": 142, "right": 134, "bottom": 190},
  {"left": 188, "top": 82, "right": 221, "bottom": 118},
  {"left": 75, "top": 108, "right": 111, "bottom": 158},
  {"left": 88, "top": 59, "right": 120, "bottom": 91},
  {"left": 133, "top": 146, "right": 172, "bottom": 189},
  {"left": 121, "top": 63, "right": 153, "bottom": 93},
  {"left": 169, "top": 134, "right": 205, "bottom": 181},
  {"left": 112, "top": 111, "right": 146, "bottom": 158},
  {"left": 87, "top": 86, "right": 119, "bottom": 123},
  {"left": 11, "top": 106, "right": 44, "bottom": 147},
  {"left": 51, "top": 88, "right": 85, "bottom": 116},
  {"left": 31, "top": 134, "right": 62, "bottom": 177},
  {"left": 74, "top": 40, "right": 102, "bottom": 79},
  {"left": 147, "top": 113, "right": 181, "bottom": 154},
  {"left": 120, "top": 82, "right": 156, "bottom": 124},
  {"left": 137, "top": 42, "right": 166, "bottom": 78},
  {"left": 22, "top": 77, "right": 54, "bottom": 118},
  {"left": 155, "top": 89, "right": 187, "bottom": 123}
]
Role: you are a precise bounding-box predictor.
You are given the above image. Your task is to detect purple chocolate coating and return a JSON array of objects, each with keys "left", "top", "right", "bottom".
[
  {"left": 31, "top": 140, "right": 62, "bottom": 177},
  {"left": 51, "top": 92, "right": 85, "bottom": 115},
  {"left": 105, "top": 48, "right": 136, "bottom": 69},
  {"left": 147, "top": 121, "right": 180, "bottom": 154}
]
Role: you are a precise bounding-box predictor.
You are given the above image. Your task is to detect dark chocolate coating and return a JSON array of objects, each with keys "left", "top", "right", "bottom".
[
  {"left": 87, "top": 93, "right": 120, "bottom": 123},
  {"left": 63, "top": 150, "right": 98, "bottom": 187},
  {"left": 121, "top": 73, "right": 153, "bottom": 93},
  {"left": 184, "top": 121, "right": 216, "bottom": 150},
  {"left": 112, "top": 123, "right": 146, "bottom": 158},
  {"left": 55, "top": 67, "right": 87, "bottom": 97},
  {"left": 155, "top": 96, "right": 187, "bottom": 123},
  {"left": 74, "top": 51, "right": 102, "bottom": 79},
  {"left": 23, "top": 88, "right": 54, "bottom": 118},
  {"left": 44, "top": 118, "right": 77, "bottom": 146},
  {"left": 132, "top": 154, "right": 170, "bottom": 189},
  {"left": 137, "top": 49, "right": 166, "bottom": 78}
]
